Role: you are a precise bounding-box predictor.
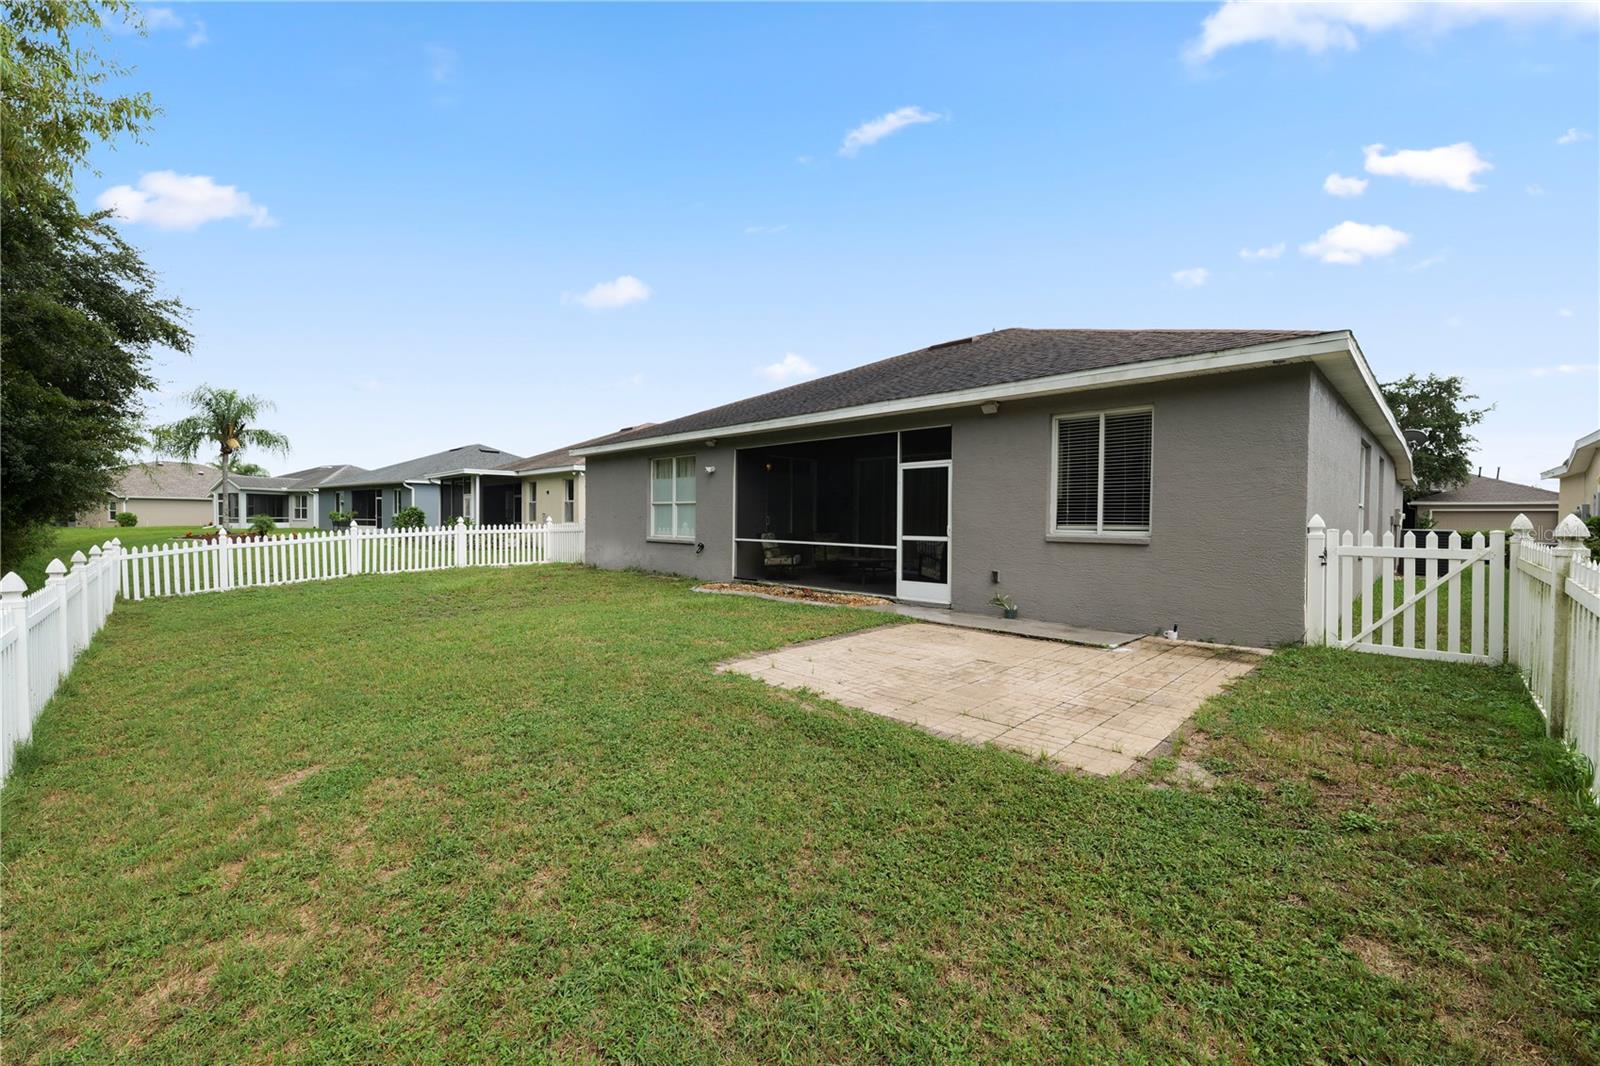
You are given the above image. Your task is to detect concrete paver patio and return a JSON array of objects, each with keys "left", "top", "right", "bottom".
[{"left": 719, "top": 623, "right": 1265, "bottom": 774}]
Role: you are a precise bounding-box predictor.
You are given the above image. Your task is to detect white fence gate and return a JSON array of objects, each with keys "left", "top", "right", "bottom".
[
  {"left": 0, "top": 519, "right": 583, "bottom": 785},
  {"left": 1306, "top": 517, "right": 1504, "bottom": 663},
  {"left": 1308, "top": 512, "right": 1600, "bottom": 796}
]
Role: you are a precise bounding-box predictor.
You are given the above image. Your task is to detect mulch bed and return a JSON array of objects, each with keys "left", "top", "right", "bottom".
[{"left": 695, "top": 582, "right": 891, "bottom": 608}]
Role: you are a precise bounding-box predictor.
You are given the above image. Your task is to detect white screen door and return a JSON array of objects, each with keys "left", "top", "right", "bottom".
[{"left": 897, "top": 460, "right": 951, "bottom": 604}]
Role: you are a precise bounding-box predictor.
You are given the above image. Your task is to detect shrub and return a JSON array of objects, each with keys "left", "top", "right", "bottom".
[
  {"left": 114, "top": 511, "right": 138, "bottom": 527},
  {"left": 393, "top": 506, "right": 426, "bottom": 529},
  {"left": 248, "top": 514, "right": 277, "bottom": 535}
]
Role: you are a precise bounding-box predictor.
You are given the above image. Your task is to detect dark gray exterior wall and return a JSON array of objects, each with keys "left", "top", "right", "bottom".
[{"left": 584, "top": 364, "right": 1404, "bottom": 647}]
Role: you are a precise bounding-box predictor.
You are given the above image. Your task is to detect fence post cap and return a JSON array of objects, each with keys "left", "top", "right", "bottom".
[
  {"left": 218, "top": 527, "right": 230, "bottom": 540},
  {"left": 0, "top": 571, "right": 27, "bottom": 596},
  {"left": 455, "top": 516, "right": 465, "bottom": 526},
  {"left": 89, "top": 545, "right": 102, "bottom": 558},
  {"left": 1554, "top": 513, "right": 1590, "bottom": 543},
  {"left": 1307, "top": 514, "right": 1325, "bottom": 532},
  {"left": 45, "top": 558, "right": 67, "bottom": 579},
  {"left": 1509, "top": 513, "right": 1535, "bottom": 535},
  {"left": 70, "top": 550, "right": 88, "bottom": 565},
  {"left": 110, "top": 537, "right": 121, "bottom": 547}
]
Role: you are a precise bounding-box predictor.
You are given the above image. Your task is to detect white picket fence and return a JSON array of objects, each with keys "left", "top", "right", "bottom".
[
  {"left": 1306, "top": 517, "right": 1505, "bottom": 663},
  {"left": 1508, "top": 514, "right": 1600, "bottom": 796},
  {"left": 118, "top": 520, "right": 584, "bottom": 601},
  {"left": 1309, "top": 511, "right": 1600, "bottom": 796},
  {"left": 0, "top": 542, "right": 122, "bottom": 783},
  {"left": 0, "top": 519, "right": 582, "bottom": 784}
]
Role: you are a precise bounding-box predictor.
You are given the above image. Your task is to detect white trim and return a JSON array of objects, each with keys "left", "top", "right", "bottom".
[
  {"left": 896, "top": 458, "right": 952, "bottom": 605},
  {"left": 575, "top": 331, "right": 1414, "bottom": 484},
  {"left": 1418, "top": 500, "right": 1559, "bottom": 510},
  {"left": 1047, "top": 405, "right": 1154, "bottom": 538},
  {"left": 511, "top": 463, "right": 582, "bottom": 478},
  {"left": 648, "top": 454, "right": 697, "bottom": 543},
  {"left": 1542, "top": 428, "right": 1600, "bottom": 479}
]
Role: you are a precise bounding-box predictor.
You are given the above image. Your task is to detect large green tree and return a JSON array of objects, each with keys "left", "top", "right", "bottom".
[
  {"left": 151, "top": 387, "right": 290, "bottom": 525},
  {"left": 1, "top": 0, "right": 190, "bottom": 573},
  {"left": 1381, "top": 374, "right": 1492, "bottom": 499}
]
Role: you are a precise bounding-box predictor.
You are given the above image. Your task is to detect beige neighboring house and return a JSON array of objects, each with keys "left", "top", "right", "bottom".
[
  {"left": 73, "top": 461, "right": 216, "bottom": 527},
  {"left": 494, "top": 425, "right": 655, "bottom": 525},
  {"left": 1412, "top": 474, "right": 1560, "bottom": 537},
  {"left": 1543, "top": 429, "right": 1600, "bottom": 521}
]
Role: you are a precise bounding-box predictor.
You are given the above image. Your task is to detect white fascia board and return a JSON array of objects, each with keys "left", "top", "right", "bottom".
[
  {"left": 418, "top": 467, "right": 519, "bottom": 480},
  {"left": 574, "top": 331, "right": 1414, "bottom": 481},
  {"left": 508, "top": 464, "right": 581, "bottom": 477},
  {"left": 1542, "top": 428, "right": 1600, "bottom": 479},
  {"left": 1419, "top": 500, "right": 1558, "bottom": 510}
]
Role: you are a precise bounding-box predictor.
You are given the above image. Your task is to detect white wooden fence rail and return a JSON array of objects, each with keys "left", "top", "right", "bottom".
[
  {"left": 0, "top": 519, "right": 582, "bottom": 784},
  {"left": 1508, "top": 514, "right": 1600, "bottom": 797},
  {"left": 1308, "top": 511, "right": 1600, "bottom": 797},
  {"left": 0, "top": 543, "right": 121, "bottom": 784}
]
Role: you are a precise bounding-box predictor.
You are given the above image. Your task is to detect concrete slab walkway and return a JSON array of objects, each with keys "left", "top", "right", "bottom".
[{"left": 719, "top": 624, "right": 1264, "bottom": 775}]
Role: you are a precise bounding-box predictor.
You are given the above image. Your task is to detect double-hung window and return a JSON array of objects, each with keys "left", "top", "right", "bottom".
[
  {"left": 563, "top": 479, "right": 576, "bottom": 523},
  {"left": 293, "top": 494, "right": 308, "bottom": 521},
  {"left": 651, "top": 457, "right": 696, "bottom": 539},
  {"left": 1050, "top": 409, "right": 1153, "bottom": 536}
]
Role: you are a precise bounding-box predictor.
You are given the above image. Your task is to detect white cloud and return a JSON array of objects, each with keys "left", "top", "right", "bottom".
[
  {"left": 1526, "top": 183, "right": 1546, "bottom": 196},
  {"left": 185, "top": 21, "right": 208, "bottom": 48},
  {"left": 1529, "top": 363, "right": 1596, "bottom": 377},
  {"left": 563, "top": 275, "right": 651, "bottom": 311},
  {"left": 1557, "top": 127, "right": 1593, "bottom": 145},
  {"left": 743, "top": 224, "right": 789, "bottom": 236},
  {"left": 1409, "top": 252, "right": 1447, "bottom": 272},
  {"left": 1323, "top": 172, "right": 1368, "bottom": 197},
  {"left": 1363, "top": 142, "right": 1492, "bottom": 191},
  {"left": 1171, "top": 267, "right": 1210, "bottom": 288},
  {"left": 1238, "top": 243, "right": 1285, "bottom": 260},
  {"left": 1186, "top": 2, "right": 1597, "bottom": 62},
  {"left": 96, "top": 171, "right": 275, "bottom": 229},
  {"left": 839, "top": 106, "right": 943, "bottom": 157},
  {"left": 144, "top": 6, "right": 183, "bottom": 30},
  {"left": 1300, "top": 221, "right": 1411, "bottom": 265},
  {"left": 425, "top": 43, "right": 458, "bottom": 83},
  {"left": 759, "top": 353, "right": 819, "bottom": 383}
]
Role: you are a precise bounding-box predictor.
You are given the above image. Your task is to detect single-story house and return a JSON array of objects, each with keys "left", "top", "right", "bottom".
[
  {"left": 213, "top": 464, "right": 368, "bottom": 528},
  {"left": 72, "top": 461, "right": 216, "bottom": 527},
  {"left": 574, "top": 328, "right": 1412, "bottom": 647},
  {"left": 316, "top": 444, "right": 524, "bottom": 528},
  {"left": 492, "top": 425, "right": 656, "bottom": 525},
  {"left": 1543, "top": 428, "right": 1600, "bottom": 520},
  {"left": 1412, "top": 474, "right": 1559, "bottom": 538}
]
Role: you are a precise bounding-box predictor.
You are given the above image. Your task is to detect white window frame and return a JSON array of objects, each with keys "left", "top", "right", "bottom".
[
  {"left": 1046, "top": 406, "right": 1154, "bottom": 542},
  {"left": 563, "top": 478, "right": 576, "bottom": 523},
  {"left": 107, "top": 500, "right": 120, "bottom": 521},
  {"left": 293, "top": 494, "right": 308, "bottom": 521},
  {"left": 649, "top": 455, "right": 696, "bottom": 542},
  {"left": 1358, "top": 440, "right": 1372, "bottom": 534}
]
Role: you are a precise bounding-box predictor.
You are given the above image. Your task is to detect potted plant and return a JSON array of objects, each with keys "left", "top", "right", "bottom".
[
  {"left": 990, "top": 594, "right": 1019, "bottom": 620},
  {"left": 329, "top": 510, "right": 354, "bottom": 529}
]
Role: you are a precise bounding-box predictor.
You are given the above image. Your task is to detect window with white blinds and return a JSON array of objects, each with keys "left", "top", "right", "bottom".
[{"left": 1051, "top": 409, "right": 1153, "bottom": 535}]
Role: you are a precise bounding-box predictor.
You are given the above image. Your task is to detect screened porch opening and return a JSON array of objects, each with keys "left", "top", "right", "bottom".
[
  {"left": 351, "top": 489, "right": 382, "bottom": 526},
  {"left": 245, "top": 493, "right": 289, "bottom": 521},
  {"left": 734, "top": 432, "right": 899, "bottom": 597}
]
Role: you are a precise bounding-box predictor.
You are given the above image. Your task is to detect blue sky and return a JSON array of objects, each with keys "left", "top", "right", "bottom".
[{"left": 86, "top": 2, "right": 1598, "bottom": 484}]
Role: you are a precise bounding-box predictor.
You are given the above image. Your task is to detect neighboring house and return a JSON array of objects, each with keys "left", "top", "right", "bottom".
[
  {"left": 72, "top": 461, "right": 216, "bottom": 527},
  {"left": 316, "top": 444, "right": 523, "bottom": 528},
  {"left": 492, "top": 425, "right": 656, "bottom": 525},
  {"left": 212, "top": 465, "right": 368, "bottom": 528},
  {"left": 1412, "top": 474, "right": 1559, "bottom": 538},
  {"left": 575, "top": 328, "right": 1411, "bottom": 647},
  {"left": 1543, "top": 429, "right": 1600, "bottom": 520}
]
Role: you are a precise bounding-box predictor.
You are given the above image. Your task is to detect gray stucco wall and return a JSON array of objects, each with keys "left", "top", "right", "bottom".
[
  {"left": 1305, "top": 368, "right": 1403, "bottom": 542},
  {"left": 584, "top": 364, "right": 1407, "bottom": 647}
]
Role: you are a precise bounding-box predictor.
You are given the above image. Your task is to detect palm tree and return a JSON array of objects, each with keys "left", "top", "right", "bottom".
[{"left": 151, "top": 386, "right": 290, "bottom": 527}]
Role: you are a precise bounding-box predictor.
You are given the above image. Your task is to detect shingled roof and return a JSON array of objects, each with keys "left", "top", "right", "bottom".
[
  {"left": 579, "top": 328, "right": 1323, "bottom": 450},
  {"left": 496, "top": 425, "right": 660, "bottom": 475},
  {"left": 1415, "top": 475, "right": 1558, "bottom": 506},
  {"left": 320, "top": 444, "right": 522, "bottom": 487},
  {"left": 111, "top": 462, "right": 218, "bottom": 500}
]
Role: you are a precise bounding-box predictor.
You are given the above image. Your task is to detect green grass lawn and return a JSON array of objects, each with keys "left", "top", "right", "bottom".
[{"left": 3, "top": 566, "right": 1597, "bottom": 1062}]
